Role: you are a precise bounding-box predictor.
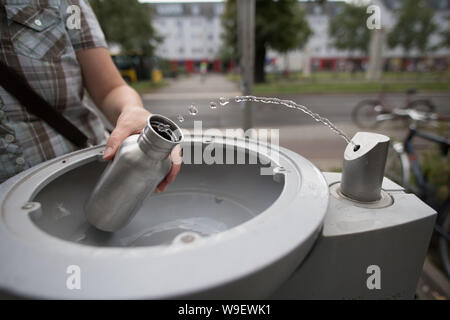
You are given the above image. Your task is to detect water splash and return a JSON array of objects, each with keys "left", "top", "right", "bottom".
[
  {"left": 188, "top": 104, "right": 199, "bottom": 116},
  {"left": 177, "top": 115, "right": 185, "bottom": 123},
  {"left": 54, "top": 203, "right": 71, "bottom": 220},
  {"left": 235, "top": 95, "right": 354, "bottom": 145},
  {"left": 219, "top": 97, "right": 230, "bottom": 106}
]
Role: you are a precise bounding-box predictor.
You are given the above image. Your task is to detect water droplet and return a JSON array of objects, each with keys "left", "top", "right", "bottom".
[
  {"left": 219, "top": 97, "right": 230, "bottom": 106},
  {"left": 177, "top": 115, "right": 185, "bottom": 123},
  {"left": 54, "top": 203, "right": 71, "bottom": 220},
  {"left": 209, "top": 101, "right": 217, "bottom": 109},
  {"left": 75, "top": 234, "right": 87, "bottom": 243},
  {"left": 233, "top": 95, "right": 353, "bottom": 145},
  {"left": 189, "top": 104, "right": 198, "bottom": 116}
]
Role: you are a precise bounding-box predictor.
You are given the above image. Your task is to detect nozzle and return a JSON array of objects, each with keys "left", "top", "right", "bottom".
[{"left": 340, "top": 132, "right": 390, "bottom": 202}]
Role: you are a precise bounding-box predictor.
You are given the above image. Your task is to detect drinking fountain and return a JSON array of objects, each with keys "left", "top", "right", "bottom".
[{"left": 0, "top": 133, "right": 435, "bottom": 299}]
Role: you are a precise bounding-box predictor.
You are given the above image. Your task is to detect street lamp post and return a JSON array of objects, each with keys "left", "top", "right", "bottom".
[{"left": 237, "top": 0, "right": 255, "bottom": 130}]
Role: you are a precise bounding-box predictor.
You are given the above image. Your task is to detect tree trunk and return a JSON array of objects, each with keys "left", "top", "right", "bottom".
[{"left": 254, "top": 43, "right": 266, "bottom": 83}]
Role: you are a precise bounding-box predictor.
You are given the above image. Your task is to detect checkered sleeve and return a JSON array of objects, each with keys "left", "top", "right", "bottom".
[{"left": 66, "top": 0, "right": 108, "bottom": 51}]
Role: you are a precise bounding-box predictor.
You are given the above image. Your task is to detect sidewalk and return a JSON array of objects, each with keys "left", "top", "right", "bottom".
[{"left": 142, "top": 74, "right": 241, "bottom": 101}]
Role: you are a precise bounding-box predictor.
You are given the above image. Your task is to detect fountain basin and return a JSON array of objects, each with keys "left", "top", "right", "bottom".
[{"left": 0, "top": 136, "right": 329, "bottom": 299}]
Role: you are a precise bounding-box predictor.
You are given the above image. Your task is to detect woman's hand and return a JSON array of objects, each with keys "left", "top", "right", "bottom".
[
  {"left": 76, "top": 48, "right": 181, "bottom": 191},
  {"left": 103, "top": 106, "right": 182, "bottom": 192},
  {"left": 103, "top": 106, "right": 150, "bottom": 160}
]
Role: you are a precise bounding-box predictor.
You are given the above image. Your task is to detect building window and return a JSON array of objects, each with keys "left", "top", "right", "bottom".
[
  {"left": 156, "top": 4, "right": 183, "bottom": 16},
  {"left": 191, "top": 4, "right": 200, "bottom": 16},
  {"left": 214, "top": 4, "right": 224, "bottom": 16}
]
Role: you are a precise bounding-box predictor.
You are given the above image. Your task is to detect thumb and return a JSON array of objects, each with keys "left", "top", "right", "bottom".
[{"left": 103, "top": 128, "right": 128, "bottom": 160}]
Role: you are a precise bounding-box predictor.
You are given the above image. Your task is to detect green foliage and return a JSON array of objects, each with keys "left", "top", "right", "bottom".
[
  {"left": 219, "top": 0, "right": 238, "bottom": 61},
  {"left": 329, "top": 3, "right": 371, "bottom": 54},
  {"left": 254, "top": 0, "right": 312, "bottom": 53},
  {"left": 387, "top": 0, "right": 437, "bottom": 55},
  {"left": 440, "top": 14, "right": 450, "bottom": 48},
  {"left": 421, "top": 146, "right": 450, "bottom": 202},
  {"left": 89, "top": 0, "right": 160, "bottom": 56},
  {"left": 221, "top": 0, "right": 312, "bottom": 82}
]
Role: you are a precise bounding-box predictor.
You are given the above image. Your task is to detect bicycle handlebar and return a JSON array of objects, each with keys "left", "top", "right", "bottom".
[
  {"left": 408, "top": 126, "right": 450, "bottom": 148},
  {"left": 396, "top": 108, "right": 450, "bottom": 123}
]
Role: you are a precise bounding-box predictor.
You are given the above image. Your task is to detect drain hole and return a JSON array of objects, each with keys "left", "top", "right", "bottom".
[{"left": 353, "top": 145, "right": 361, "bottom": 152}]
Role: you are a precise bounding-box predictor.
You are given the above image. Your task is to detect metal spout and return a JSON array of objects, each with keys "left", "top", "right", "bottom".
[{"left": 341, "top": 132, "right": 390, "bottom": 202}]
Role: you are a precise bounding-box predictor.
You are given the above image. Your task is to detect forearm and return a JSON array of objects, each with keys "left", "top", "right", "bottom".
[
  {"left": 99, "top": 84, "right": 146, "bottom": 125},
  {"left": 76, "top": 48, "right": 147, "bottom": 125}
]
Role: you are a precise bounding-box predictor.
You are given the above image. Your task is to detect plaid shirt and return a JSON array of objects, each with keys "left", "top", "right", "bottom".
[{"left": 0, "top": 0, "right": 107, "bottom": 183}]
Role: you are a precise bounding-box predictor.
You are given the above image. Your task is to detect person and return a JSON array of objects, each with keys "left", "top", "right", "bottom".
[
  {"left": 0, "top": 0, "right": 181, "bottom": 191},
  {"left": 200, "top": 61, "right": 207, "bottom": 83}
]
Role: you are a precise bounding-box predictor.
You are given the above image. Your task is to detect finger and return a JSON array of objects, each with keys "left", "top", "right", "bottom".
[
  {"left": 157, "top": 180, "right": 169, "bottom": 192},
  {"left": 165, "top": 163, "right": 181, "bottom": 184},
  {"left": 103, "top": 127, "right": 128, "bottom": 160},
  {"left": 171, "top": 145, "right": 183, "bottom": 165}
]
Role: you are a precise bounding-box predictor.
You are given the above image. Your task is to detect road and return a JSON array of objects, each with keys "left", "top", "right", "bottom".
[{"left": 143, "top": 74, "right": 450, "bottom": 129}]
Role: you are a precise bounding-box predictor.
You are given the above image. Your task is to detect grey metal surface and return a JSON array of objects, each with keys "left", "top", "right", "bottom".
[
  {"left": 341, "top": 132, "right": 390, "bottom": 202},
  {"left": 271, "top": 173, "right": 437, "bottom": 300},
  {"left": 85, "top": 115, "right": 182, "bottom": 232},
  {"left": 0, "top": 136, "right": 329, "bottom": 299}
]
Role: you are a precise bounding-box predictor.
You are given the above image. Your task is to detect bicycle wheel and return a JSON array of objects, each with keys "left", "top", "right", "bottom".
[
  {"left": 385, "top": 142, "right": 411, "bottom": 187},
  {"left": 438, "top": 205, "right": 450, "bottom": 279},
  {"left": 352, "top": 100, "right": 384, "bottom": 129},
  {"left": 408, "top": 99, "right": 436, "bottom": 113}
]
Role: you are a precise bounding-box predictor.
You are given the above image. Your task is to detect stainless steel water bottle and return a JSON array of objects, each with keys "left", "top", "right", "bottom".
[{"left": 85, "top": 114, "right": 183, "bottom": 232}]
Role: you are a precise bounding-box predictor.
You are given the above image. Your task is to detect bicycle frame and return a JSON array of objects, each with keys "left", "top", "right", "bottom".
[
  {"left": 377, "top": 88, "right": 416, "bottom": 112},
  {"left": 403, "top": 126, "right": 450, "bottom": 205}
]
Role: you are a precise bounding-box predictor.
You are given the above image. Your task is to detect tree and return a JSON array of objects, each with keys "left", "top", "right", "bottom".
[
  {"left": 221, "top": 0, "right": 312, "bottom": 83},
  {"left": 440, "top": 14, "right": 450, "bottom": 48},
  {"left": 387, "top": 0, "right": 437, "bottom": 56},
  {"left": 328, "top": 3, "right": 371, "bottom": 55},
  {"left": 89, "top": 0, "right": 160, "bottom": 56}
]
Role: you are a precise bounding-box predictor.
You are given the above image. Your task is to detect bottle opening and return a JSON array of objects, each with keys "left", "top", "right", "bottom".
[{"left": 149, "top": 116, "right": 182, "bottom": 143}]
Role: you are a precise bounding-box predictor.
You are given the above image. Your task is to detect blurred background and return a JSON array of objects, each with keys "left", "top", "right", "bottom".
[{"left": 88, "top": 0, "right": 449, "bottom": 299}]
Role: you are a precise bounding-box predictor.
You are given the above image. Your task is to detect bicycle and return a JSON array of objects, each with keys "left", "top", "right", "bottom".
[
  {"left": 385, "top": 110, "right": 450, "bottom": 278},
  {"left": 352, "top": 88, "right": 436, "bottom": 129}
]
